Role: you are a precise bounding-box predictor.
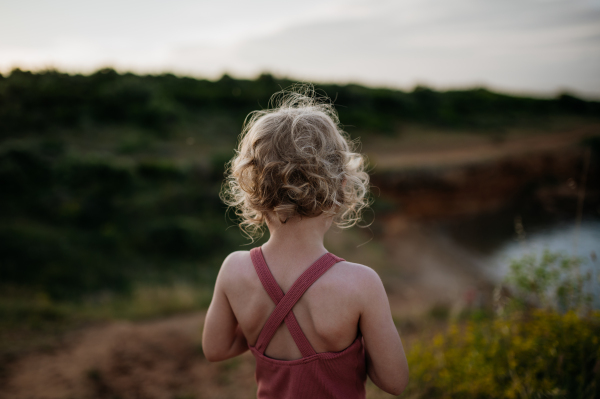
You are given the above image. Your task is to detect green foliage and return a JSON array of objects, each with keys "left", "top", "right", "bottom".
[
  {"left": 405, "top": 251, "right": 600, "bottom": 398},
  {"left": 1, "top": 69, "right": 599, "bottom": 140},
  {"left": 407, "top": 310, "right": 600, "bottom": 398},
  {"left": 0, "top": 143, "right": 245, "bottom": 299},
  {"left": 504, "top": 250, "right": 593, "bottom": 312}
]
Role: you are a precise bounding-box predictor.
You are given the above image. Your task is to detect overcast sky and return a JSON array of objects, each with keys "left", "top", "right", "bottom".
[{"left": 1, "top": 0, "right": 599, "bottom": 98}]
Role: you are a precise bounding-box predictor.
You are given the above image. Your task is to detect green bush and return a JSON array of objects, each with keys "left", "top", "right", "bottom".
[
  {"left": 407, "top": 310, "right": 600, "bottom": 398},
  {"left": 405, "top": 251, "right": 600, "bottom": 398},
  {"left": 502, "top": 250, "right": 594, "bottom": 313},
  {"left": 2, "top": 69, "right": 599, "bottom": 138},
  {"left": 0, "top": 144, "right": 243, "bottom": 299}
]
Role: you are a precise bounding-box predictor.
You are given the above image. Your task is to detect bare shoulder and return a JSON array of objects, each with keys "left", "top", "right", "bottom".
[
  {"left": 332, "top": 260, "right": 382, "bottom": 283},
  {"left": 217, "top": 250, "right": 255, "bottom": 287},
  {"left": 326, "top": 260, "right": 385, "bottom": 299},
  {"left": 339, "top": 261, "right": 381, "bottom": 278},
  {"left": 221, "top": 250, "right": 252, "bottom": 270}
]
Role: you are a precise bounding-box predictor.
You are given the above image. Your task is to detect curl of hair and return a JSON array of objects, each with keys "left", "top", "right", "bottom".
[{"left": 221, "top": 85, "right": 371, "bottom": 240}]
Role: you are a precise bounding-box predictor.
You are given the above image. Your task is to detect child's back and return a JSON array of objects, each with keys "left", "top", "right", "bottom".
[{"left": 221, "top": 248, "right": 371, "bottom": 360}]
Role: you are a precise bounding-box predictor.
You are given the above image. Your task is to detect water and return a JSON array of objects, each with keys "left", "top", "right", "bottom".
[
  {"left": 484, "top": 220, "right": 600, "bottom": 306},
  {"left": 485, "top": 220, "right": 600, "bottom": 279}
]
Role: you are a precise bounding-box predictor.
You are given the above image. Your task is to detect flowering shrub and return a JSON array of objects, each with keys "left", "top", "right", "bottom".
[
  {"left": 407, "top": 310, "right": 600, "bottom": 398},
  {"left": 405, "top": 251, "right": 600, "bottom": 398}
]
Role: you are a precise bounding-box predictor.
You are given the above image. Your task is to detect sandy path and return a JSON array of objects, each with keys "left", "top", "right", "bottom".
[
  {"left": 1, "top": 313, "right": 259, "bottom": 399},
  {"left": 367, "top": 124, "right": 599, "bottom": 170}
]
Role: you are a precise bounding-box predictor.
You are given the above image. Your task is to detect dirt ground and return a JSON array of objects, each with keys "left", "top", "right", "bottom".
[
  {"left": 1, "top": 313, "right": 258, "bottom": 399},
  {"left": 365, "top": 122, "right": 599, "bottom": 171}
]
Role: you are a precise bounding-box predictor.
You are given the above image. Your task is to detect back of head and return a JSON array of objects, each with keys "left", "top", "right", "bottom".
[{"left": 222, "top": 86, "right": 370, "bottom": 239}]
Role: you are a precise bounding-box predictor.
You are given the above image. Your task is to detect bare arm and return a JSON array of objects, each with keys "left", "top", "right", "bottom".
[
  {"left": 359, "top": 268, "right": 409, "bottom": 395},
  {"left": 202, "top": 255, "right": 248, "bottom": 362}
]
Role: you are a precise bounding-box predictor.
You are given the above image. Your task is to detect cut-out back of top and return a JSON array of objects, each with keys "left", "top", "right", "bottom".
[{"left": 248, "top": 246, "right": 367, "bottom": 399}]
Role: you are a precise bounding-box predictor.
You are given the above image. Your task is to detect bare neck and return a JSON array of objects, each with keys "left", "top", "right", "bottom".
[{"left": 261, "top": 214, "right": 332, "bottom": 272}]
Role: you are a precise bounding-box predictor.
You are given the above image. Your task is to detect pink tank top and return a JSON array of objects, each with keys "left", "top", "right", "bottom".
[{"left": 249, "top": 247, "right": 367, "bottom": 399}]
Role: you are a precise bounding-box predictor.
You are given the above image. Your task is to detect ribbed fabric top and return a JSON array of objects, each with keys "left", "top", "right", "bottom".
[{"left": 249, "top": 247, "right": 367, "bottom": 399}]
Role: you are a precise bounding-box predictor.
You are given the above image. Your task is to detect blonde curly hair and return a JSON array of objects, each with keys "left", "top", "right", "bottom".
[{"left": 221, "top": 86, "right": 370, "bottom": 240}]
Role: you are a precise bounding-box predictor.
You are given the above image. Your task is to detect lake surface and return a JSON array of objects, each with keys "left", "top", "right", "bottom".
[
  {"left": 484, "top": 220, "right": 600, "bottom": 278},
  {"left": 438, "top": 205, "right": 600, "bottom": 303},
  {"left": 483, "top": 219, "right": 600, "bottom": 304}
]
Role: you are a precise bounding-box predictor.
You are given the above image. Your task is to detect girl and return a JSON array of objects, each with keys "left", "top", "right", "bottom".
[{"left": 202, "top": 88, "right": 409, "bottom": 398}]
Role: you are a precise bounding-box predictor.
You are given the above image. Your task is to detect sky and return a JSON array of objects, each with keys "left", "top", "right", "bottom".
[{"left": 1, "top": 0, "right": 600, "bottom": 98}]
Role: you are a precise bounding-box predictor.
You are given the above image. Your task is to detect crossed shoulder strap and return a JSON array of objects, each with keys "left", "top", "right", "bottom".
[{"left": 250, "top": 247, "right": 345, "bottom": 357}]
